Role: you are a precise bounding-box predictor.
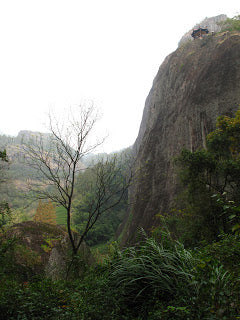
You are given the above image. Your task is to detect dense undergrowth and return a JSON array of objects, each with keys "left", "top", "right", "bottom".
[{"left": 0, "top": 230, "right": 239, "bottom": 319}]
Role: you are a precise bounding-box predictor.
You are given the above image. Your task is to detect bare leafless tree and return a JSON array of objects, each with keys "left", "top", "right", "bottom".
[{"left": 22, "top": 104, "right": 132, "bottom": 257}]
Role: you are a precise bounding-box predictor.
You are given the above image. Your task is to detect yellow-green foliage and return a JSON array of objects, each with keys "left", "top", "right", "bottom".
[
  {"left": 41, "top": 237, "right": 60, "bottom": 253},
  {"left": 34, "top": 200, "right": 56, "bottom": 225}
]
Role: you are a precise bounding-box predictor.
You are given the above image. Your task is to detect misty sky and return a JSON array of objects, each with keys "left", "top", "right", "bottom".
[{"left": 0, "top": 1, "right": 238, "bottom": 152}]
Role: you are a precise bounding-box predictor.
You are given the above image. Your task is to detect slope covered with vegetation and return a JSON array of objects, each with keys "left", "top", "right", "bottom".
[{"left": 1, "top": 110, "right": 240, "bottom": 319}]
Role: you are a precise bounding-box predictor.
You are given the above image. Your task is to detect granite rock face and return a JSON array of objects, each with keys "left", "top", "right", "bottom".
[{"left": 121, "top": 30, "right": 240, "bottom": 245}]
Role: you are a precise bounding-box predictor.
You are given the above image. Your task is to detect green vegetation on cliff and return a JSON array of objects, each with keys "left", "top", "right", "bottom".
[
  {"left": 165, "top": 110, "right": 240, "bottom": 246},
  {"left": 220, "top": 14, "right": 240, "bottom": 32}
]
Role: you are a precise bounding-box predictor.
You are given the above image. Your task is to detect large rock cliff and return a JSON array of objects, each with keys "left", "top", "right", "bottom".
[{"left": 121, "top": 30, "right": 240, "bottom": 245}]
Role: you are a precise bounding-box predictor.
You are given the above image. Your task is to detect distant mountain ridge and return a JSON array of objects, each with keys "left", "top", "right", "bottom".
[
  {"left": 17, "top": 130, "right": 52, "bottom": 142},
  {"left": 0, "top": 130, "right": 52, "bottom": 159}
]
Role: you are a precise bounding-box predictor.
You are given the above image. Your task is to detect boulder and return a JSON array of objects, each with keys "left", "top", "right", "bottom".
[{"left": 3, "top": 221, "right": 94, "bottom": 279}]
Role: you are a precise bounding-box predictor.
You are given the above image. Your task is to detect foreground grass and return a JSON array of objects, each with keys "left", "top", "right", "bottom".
[{"left": 0, "top": 233, "right": 240, "bottom": 319}]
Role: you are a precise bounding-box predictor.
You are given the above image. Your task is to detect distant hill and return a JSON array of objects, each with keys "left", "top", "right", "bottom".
[
  {"left": 0, "top": 131, "right": 55, "bottom": 215},
  {"left": 0, "top": 130, "right": 52, "bottom": 160},
  {"left": 0, "top": 131, "right": 52, "bottom": 185}
]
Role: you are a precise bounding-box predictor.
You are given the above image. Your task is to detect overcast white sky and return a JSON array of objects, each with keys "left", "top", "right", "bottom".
[{"left": 0, "top": 1, "right": 238, "bottom": 152}]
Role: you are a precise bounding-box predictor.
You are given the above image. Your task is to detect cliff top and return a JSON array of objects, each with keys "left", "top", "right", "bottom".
[{"left": 178, "top": 14, "right": 227, "bottom": 46}]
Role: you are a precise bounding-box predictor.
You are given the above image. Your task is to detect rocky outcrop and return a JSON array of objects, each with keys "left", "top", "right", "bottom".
[
  {"left": 178, "top": 14, "right": 227, "bottom": 46},
  {"left": 3, "top": 221, "right": 94, "bottom": 279},
  {"left": 121, "top": 30, "right": 240, "bottom": 245}
]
